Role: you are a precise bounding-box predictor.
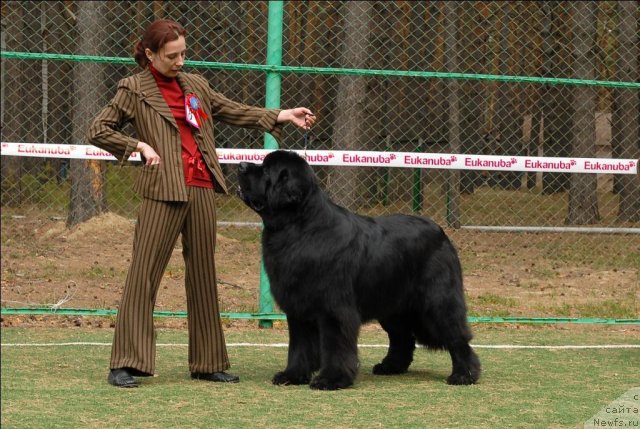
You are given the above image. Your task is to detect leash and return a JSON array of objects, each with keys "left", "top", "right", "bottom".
[
  {"left": 303, "top": 128, "right": 310, "bottom": 157},
  {"left": 303, "top": 114, "right": 314, "bottom": 158}
]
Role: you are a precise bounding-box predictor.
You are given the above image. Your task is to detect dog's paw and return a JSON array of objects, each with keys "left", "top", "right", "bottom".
[
  {"left": 446, "top": 371, "right": 478, "bottom": 385},
  {"left": 272, "top": 371, "right": 310, "bottom": 386},
  {"left": 309, "top": 375, "right": 352, "bottom": 391},
  {"left": 372, "top": 361, "right": 408, "bottom": 375}
]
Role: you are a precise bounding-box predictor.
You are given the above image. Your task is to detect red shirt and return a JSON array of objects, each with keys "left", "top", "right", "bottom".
[{"left": 149, "top": 64, "right": 213, "bottom": 189}]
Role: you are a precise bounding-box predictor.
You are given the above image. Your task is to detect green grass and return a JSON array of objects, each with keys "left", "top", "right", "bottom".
[
  {"left": 2, "top": 326, "right": 639, "bottom": 429},
  {"left": 468, "top": 294, "right": 520, "bottom": 317},
  {"left": 549, "top": 238, "right": 640, "bottom": 271},
  {"left": 538, "top": 298, "right": 639, "bottom": 319},
  {"left": 82, "top": 266, "right": 118, "bottom": 279}
]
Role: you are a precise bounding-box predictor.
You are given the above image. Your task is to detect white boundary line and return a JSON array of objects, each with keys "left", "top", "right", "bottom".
[{"left": 2, "top": 342, "right": 639, "bottom": 350}]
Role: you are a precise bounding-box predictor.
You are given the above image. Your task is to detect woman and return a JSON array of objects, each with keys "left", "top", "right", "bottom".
[{"left": 88, "top": 19, "right": 315, "bottom": 388}]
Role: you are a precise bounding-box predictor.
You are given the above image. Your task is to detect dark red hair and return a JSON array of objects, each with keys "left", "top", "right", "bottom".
[{"left": 134, "top": 19, "right": 186, "bottom": 68}]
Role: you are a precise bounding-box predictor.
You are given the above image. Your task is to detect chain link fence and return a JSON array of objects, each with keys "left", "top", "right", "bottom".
[
  {"left": 1, "top": 0, "right": 639, "bottom": 303},
  {"left": 1, "top": 1, "right": 639, "bottom": 225}
]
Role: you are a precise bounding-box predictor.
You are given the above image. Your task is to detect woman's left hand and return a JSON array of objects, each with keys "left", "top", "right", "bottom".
[{"left": 278, "top": 107, "right": 316, "bottom": 129}]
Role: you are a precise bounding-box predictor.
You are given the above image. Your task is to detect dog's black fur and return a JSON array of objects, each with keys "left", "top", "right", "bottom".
[{"left": 238, "top": 150, "right": 480, "bottom": 390}]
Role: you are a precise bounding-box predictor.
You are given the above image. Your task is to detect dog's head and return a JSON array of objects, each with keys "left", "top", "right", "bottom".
[{"left": 237, "top": 150, "right": 317, "bottom": 218}]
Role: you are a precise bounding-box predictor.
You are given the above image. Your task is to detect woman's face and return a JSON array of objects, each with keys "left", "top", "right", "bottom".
[{"left": 146, "top": 35, "right": 186, "bottom": 78}]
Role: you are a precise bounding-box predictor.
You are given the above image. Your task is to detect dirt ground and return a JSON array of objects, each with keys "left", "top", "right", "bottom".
[{"left": 1, "top": 212, "right": 638, "bottom": 329}]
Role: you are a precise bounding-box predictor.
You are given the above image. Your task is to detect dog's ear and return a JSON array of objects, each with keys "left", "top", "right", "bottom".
[
  {"left": 271, "top": 167, "right": 302, "bottom": 207},
  {"left": 276, "top": 168, "right": 289, "bottom": 185}
]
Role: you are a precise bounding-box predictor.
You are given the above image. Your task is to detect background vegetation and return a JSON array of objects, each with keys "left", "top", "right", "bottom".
[{"left": 1, "top": 1, "right": 638, "bottom": 226}]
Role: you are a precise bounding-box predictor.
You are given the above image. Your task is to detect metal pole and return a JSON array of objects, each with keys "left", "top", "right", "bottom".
[
  {"left": 258, "top": 0, "right": 284, "bottom": 328},
  {"left": 263, "top": 0, "right": 283, "bottom": 150}
]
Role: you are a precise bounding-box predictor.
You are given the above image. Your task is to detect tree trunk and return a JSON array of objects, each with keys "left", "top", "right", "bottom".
[
  {"left": 328, "top": 1, "right": 372, "bottom": 209},
  {"left": 458, "top": 3, "right": 489, "bottom": 194},
  {"left": 613, "top": 1, "right": 640, "bottom": 222},
  {"left": 1, "top": 1, "right": 26, "bottom": 206},
  {"left": 493, "top": 2, "right": 524, "bottom": 190},
  {"left": 427, "top": 2, "right": 448, "bottom": 145},
  {"left": 67, "top": 1, "right": 109, "bottom": 226},
  {"left": 522, "top": 2, "right": 545, "bottom": 190},
  {"left": 541, "top": 3, "right": 573, "bottom": 194},
  {"left": 444, "top": 1, "right": 461, "bottom": 228},
  {"left": 1, "top": 2, "right": 43, "bottom": 206},
  {"left": 46, "top": 2, "right": 75, "bottom": 183},
  {"left": 566, "top": 2, "right": 600, "bottom": 225},
  {"left": 527, "top": 109, "right": 542, "bottom": 189}
]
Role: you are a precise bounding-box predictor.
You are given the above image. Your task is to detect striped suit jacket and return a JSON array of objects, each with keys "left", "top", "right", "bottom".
[{"left": 87, "top": 68, "right": 282, "bottom": 201}]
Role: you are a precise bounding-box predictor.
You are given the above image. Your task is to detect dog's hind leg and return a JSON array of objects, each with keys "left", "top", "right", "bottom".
[
  {"left": 446, "top": 341, "right": 481, "bottom": 385},
  {"left": 272, "top": 317, "right": 320, "bottom": 386},
  {"left": 439, "top": 309, "right": 481, "bottom": 385},
  {"left": 373, "top": 315, "right": 415, "bottom": 375},
  {"left": 411, "top": 254, "right": 481, "bottom": 385},
  {"left": 414, "top": 306, "right": 481, "bottom": 385},
  {"left": 310, "top": 309, "right": 360, "bottom": 390}
]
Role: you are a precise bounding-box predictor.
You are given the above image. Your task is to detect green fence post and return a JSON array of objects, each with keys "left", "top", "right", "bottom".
[{"left": 258, "top": 0, "right": 284, "bottom": 329}]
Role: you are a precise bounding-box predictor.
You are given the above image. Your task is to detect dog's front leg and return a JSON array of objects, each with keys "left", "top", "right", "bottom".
[
  {"left": 272, "top": 316, "right": 319, "bottom": 386},
  {"left": 310, "top": 309, "right": 360, "bottom": 390}
]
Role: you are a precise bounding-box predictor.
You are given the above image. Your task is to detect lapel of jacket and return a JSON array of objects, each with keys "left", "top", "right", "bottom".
[
  {"left": 176, "top": 73, "right": 202, "bottom": 138},
  {"left": 138, "top": 68, "right": 178, "bottom": 130}
]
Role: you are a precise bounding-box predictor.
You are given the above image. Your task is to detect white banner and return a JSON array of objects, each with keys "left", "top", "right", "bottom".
[{"left": 1, "top": 142, "right": 637, "bottom": 174}]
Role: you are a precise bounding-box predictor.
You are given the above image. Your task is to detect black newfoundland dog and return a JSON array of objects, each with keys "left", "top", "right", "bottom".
[{"left": 238, "top": 150, "right": 480, "bottom": 390}]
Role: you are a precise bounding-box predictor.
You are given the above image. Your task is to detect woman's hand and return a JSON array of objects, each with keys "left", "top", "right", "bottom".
[
  {"left": 277, "top": 107, "right": 316, "bottom": 130},
  {"left": 136, "top": 142, "right": 161, "bottom": 165}
]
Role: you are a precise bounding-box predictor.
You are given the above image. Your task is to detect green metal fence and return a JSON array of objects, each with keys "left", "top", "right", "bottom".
[{"left": 1, "top": 1, "right": 638, "bottom": 323}]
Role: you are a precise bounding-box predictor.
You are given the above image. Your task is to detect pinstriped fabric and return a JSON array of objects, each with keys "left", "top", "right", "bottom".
[
  {"left": 86, "top": 80, "right": 140, "bottom": 164},
  {"left": 110, "top": 187, "right": 229, "bottom": 374},
  {"left": 87, "top": 68, "right": 284, "bottom": 201},
  {"left": 89, "top": 67, "right": 284, "bottom": 376},
  {"left": 181, "top": 187, "right": 228, "bottom": 372},
  {"left": 110, "top": 196, "right": 186, "bottom": 374},
  {"left": 186, "top": 74, "right": 283, "bottom": 141}
]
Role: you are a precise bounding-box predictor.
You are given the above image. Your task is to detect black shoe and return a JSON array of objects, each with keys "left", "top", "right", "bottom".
[
  {"left": 191, "top": 371, "right": 240, "bottom": 383},
  {"left": 122, "top": 367, "right": 152, "bottom": 377},
  {"left": 108, "top": 368, "right": 139, "bottom": 388}
]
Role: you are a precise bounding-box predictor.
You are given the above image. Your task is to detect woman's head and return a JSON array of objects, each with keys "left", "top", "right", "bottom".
[{"left": 134, "top": 19, "right": 186, "bottom": 77}]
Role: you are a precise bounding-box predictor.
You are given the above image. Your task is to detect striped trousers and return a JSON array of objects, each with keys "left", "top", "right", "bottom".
[{"left": 110, "top": 186, "right": 229, "bottom": 374}]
